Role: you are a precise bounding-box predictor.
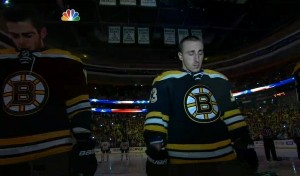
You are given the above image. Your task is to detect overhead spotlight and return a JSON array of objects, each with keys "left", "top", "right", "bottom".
[
  {"left": 3, "top": 0, "right": 10, "bottom": 6},
  {"left": 3, "top": 0, "right": 9, "bottom": 4}
]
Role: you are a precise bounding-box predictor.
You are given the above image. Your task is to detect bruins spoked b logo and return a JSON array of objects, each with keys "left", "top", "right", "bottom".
[
  {"left": 184, "top": 85, "right": 220, "bottom": 123},
  {"left": 2, "top": 71, "right": 49, "bottom": 116}
]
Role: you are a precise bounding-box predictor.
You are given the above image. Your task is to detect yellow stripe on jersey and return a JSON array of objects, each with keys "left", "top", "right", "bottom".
[
  {"left": 222, "top": 108, "right": 247, "bottom": 131},
  {"left": 146, "top": 111, "right": 169, "bottom": 122},
  {"left": 0, "top": 48, "right": 17, "bottom": 54},
  {"left": 293, "top": 62, "right": 300, "bottom": 74},
  {"left": 0, "top": 145, "right": 72, "bottom": 165},
  {"left": 42, "top": 49, "right": 72, "bottom": 55},
  {"left": 167, "top": 139, "right": 231, "bottom": 151},
  {"left": 66, "top": 95, "right": 90, "bottom": 107},
  {"left": 223, "top": 109, "right": 241, "bottom": 119},
  {"left": 169, "top": 153, "right": 236, "bottom": 164},
  {"left": 41, "top": 49, "right": 82, "bottom": 62},
  {"left": 68, "top": 109, "right": 91, "bottom": 119},
  {"left": 0, "top": 130, "right": 71, "bottom": 146},
  {"left": 152, "top": 71, "right": 187, "bottom": 85},
  {"left": 203, "top": 69, "right": 228, "bottom": 80},
  {"left": 227, "top": 121, "right": 247, "bottom": 131},
  {"left": 144, "top": 125, "right": 168, "bottom": 134},
  {"left": 0, "top": 48, "right": 82, "bottom": 63},
  {"left": 0, "top": 49, "right": 18, "bottom": 59}
]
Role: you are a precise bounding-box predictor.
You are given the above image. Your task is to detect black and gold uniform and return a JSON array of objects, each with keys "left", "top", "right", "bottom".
[
  {"left": 0, "top": 48, "right": 92, "bottom": 165},
  {"left": 144, "top": 69, "right": 249, "bottom": 164}
]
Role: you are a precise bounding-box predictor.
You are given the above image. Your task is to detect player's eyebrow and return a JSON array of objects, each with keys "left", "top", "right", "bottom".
[
  {"left": 185, "top": 49, "right": 203, "bottom": 53},
  {"left": 9, "top": 32, "right": 36, "bottom": 36}
]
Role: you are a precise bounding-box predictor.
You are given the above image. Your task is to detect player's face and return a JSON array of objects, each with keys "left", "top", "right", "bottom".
[
  {"left": 178, "top": 40, "right": 204, "bottom": 73},
  {"left": 6, "top": 20, "right": 46, "bottom": 51}
]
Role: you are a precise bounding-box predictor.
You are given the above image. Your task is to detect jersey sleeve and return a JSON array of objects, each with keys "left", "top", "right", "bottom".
[
  {"left": 143, "top": 76, "right": 170, "bottom": 145},
  {"left": 60, "top": 53, "right": 92, "bottom": 133},
  {"left": 64, "top": 64, "right": 92, "bottom": 130},
  {"left": 221, "top": 81, "right": 249, "bottom": 142}
]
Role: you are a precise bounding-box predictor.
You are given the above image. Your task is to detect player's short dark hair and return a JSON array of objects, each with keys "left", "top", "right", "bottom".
[
  {"left": 178, "top": 36, "right": 203, "bottom": 52},
  {"left": 2, "top": 4, "right": 45, "bottom": 32}
]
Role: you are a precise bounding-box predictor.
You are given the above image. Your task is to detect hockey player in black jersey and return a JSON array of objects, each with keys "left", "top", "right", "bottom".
[
  {"left": 144, "top": 36, "right": 258, "bottom": 176},
  {"left": 0, "top": 4, "right": 97, "bottom": 176}
]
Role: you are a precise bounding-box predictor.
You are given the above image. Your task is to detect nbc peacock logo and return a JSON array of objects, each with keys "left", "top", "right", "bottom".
[{"left": 61, "top": 9, "right": 80, "bottom": 21}]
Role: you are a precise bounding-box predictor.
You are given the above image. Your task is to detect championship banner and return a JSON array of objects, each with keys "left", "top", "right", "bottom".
[
  {"left": 99, "top": 0, "right": 116, "bottom": 6},
  {"left": 123, "top": 26, "right": 135, "bottom": 44},
  {"left": 120, "top": 0, "right": 136, "bottom": 6},
  {"left": 164, "top": 28, "right": 176, "bottom": 45},
  {"left": 141, "top": 0, "right": 156, "bottom": 7},
  {"left": 138, "top": 27, "right": 150, "bottom": 44},
  {"left": 108, "top": 26, "right": 120, "bottom": 43},
  {"left": 191, "top": 29, "right": 202, "bottom": 40},
  {"left": 178, "top": 29, "right": 189, "bottom": 43}
]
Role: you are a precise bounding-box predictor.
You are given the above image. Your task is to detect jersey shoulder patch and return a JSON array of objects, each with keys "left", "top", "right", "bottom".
[
  {"left": 203, "top": 69, "right": 228, "bottom": 80},
  {"left": 152, "top": 70, "right": 187, "bottom": 85}
]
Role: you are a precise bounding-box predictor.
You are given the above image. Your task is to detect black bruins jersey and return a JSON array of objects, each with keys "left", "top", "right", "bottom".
[
  {"left": 0, "top": 48, "right": 92, "bottom": 165},
  {"left": 144, "top": 69, "right": 249, "bottom": 164}
]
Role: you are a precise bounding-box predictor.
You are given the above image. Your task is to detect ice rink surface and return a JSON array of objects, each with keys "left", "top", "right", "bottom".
[{"left": 95, "top": 151, "right": 300, "bottom": 176}]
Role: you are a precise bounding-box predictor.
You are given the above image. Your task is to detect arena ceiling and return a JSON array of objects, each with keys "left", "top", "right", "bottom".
[{"left": 1, "top": 0, "right": 300, "bottom": 84}]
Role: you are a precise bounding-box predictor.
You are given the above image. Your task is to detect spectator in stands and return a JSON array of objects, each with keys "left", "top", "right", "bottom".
[
  {"left": 143, "top": 36, "right": 258, "bottom": 176},
  {"left": 261, "top": 121, "right": 280, "bottom": 161}
]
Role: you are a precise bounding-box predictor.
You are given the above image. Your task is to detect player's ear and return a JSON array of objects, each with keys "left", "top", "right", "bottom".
[
  {"left": 178, "top": 52, "right": 183, "bottom": 61},
  {"left": 40, "top": 27, "right": 47, "bottom": 39}
]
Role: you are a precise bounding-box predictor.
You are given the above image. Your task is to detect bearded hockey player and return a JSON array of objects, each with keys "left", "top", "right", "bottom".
[
  {"left": 143, "top": 36, "right": 258, "bottom": 176},
  {"left": 0, "top": 4, "right": 97, "bottom": 176}
]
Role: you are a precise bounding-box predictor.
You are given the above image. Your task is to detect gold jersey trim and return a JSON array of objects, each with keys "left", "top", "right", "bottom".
[
  {"left": 144, "top": 125, "right": 168, "bottom": 134},
  {"left": 0, "top": 130, "right": 71, "bottom": 146},
  {"left": 169, "top": 153, "right": 236, "bottom": 164},
  {"left": 152, "top": 71, "right": 187, "bottom": 85},
  {"left": 293, "top": 62, "right": 300, "bottom": 74},
  {"left": 223, "top": 109, "right": 241, "bottom": 119},
  {"left": 0, "top": 48, "right": 82, "bottom": 63},
  {"left": 146, "top": 111, "right": 169, "bottom": 122},
  {"left": 66, "top": 95, "right": 90, "bottom": 107},
  {"left": 203, "top": 69, "right": 228, "bottom": 80},
  {"left": 228, "top": 121, "right": 247, "bottom": 131},
  {"left": 0, "top": 145, "right": 72, "bottom": 165},
  {"left": 167, "top": 139, "right": 231, "bottom": 151}
]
